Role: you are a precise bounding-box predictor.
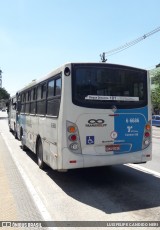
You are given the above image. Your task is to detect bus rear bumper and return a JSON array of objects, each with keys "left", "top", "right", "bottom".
[{"left": 62, "top": 145, "right": 152, "bottom": 170}]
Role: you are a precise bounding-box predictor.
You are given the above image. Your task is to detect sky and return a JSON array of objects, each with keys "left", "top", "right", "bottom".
[{"left": 0, "top": 0, "right": 160, "bottom": 96}]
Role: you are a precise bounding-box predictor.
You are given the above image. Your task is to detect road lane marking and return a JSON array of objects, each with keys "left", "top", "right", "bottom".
[
  {"left": 127, "top": 163, "right": 160, "bottom": 178},
  {"left": 152, "top": 135, "right": 160, "bottom": 138}
]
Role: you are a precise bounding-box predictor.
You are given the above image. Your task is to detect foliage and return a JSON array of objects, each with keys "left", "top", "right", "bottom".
[
  {"left": 0, "top": 87, "right": 10, "bottom": 100},
  {"left": 151, "top": 70, "right": 160, "bottom": 112},
  {"left": 152, "top": 70, "right": 160, "bottom": 85}
]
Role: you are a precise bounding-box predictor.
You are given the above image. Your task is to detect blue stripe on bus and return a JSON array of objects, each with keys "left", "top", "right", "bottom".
[{"left": 113, "top": 106, "right": 148, "bottom": 154}]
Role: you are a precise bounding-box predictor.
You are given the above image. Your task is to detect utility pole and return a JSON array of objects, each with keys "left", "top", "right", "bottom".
[
  {"left": 100, "top": 26, "right": 160, "bottom": 62},
  {"left": 100, "top": 52, "right": 107, "bottom": 63}
]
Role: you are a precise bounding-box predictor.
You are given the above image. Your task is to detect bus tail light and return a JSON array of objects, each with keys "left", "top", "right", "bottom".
[
  {"left": 70, "top": 143, "right": 79, "bottom": 150},
  {"left": 66, "top": 121, "right": 82, "bottom": 154},
  {"left": 69, "top": 134, "right": 77, "bottom": 142},
  {"left": 68, "top": 126, "right": 76, "bottom": 133},
  {"left": 145, "top": 132, "right": 150, "bottom": 138},
  {"left": 145, "top": 124, "right": 151, "bottom": 130},
  {"left": 142, "top": 121, "right": 151, "bottom": 149}
]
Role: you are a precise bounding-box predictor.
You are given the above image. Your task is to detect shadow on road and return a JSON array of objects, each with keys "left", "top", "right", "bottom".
[
  {"left": 22, "top": 147, "right": 160, "bottom": 214},
  {"left": 46, "top": 164, "right": 160, "bottom": 214}
]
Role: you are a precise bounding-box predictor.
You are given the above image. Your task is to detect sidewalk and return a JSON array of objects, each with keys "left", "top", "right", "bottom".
[
  {"left": 0, "top": 129, "right": 47, "bottom": 229},
  {"left": 0, "top": 134, "right": 19, "bottom": 221}
]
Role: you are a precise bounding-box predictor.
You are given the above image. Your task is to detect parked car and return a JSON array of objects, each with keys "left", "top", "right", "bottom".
[{"left": 152, "top": 115, "right": 160, "bottom": 127}]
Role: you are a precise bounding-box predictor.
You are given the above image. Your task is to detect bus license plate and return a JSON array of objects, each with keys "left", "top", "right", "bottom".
[{"left": 105, "top": 144, "right": 120, "bottom": 152}]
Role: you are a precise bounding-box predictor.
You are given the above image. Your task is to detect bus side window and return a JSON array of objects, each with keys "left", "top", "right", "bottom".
[
  {"left": 21, "top": 93, "right": 26, "bottom": 113},
  {"left": 37, "top": 83, "right": 47, "bottom": 115},
  {"left": 25, "top": 91, "right": 31, "bottom": 114},
  {"left": 55, "top": 78, "right": 61, "bottom": 96},
  {"left": 47, "top": 76, "right": 61, "bottom": 117},
  {"left": 48, "top": 80, "right": 54, "bottom": 98},
  {"left": 37, "top": 85, "right": 42, "bottom": 100},
  {"left": 42, "top": 83, "right": 47, "bottom": 99},
  {"left": 31, "top": 88, "right": 36, "bottom": 114}
]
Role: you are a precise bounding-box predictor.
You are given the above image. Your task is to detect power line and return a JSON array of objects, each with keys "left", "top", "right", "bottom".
[{"left": 100, "top": 26, "right": 160, "bottom": 62}]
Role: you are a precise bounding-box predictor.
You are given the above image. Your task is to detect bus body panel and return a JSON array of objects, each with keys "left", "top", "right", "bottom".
[
  {"left": 20, "top": 115, "right": 59, "bottom": 169},
  {"left": 114, "top": 107, "right": 148, "bottom": 153},
  {"left": 40, "top": 116, "right": 58, "bottom": 169},
  {"left": 60, "top": 63, "right": 152, "bottom": 170},
  {"left": 76, "top": 112, "right": 114, "bottom": 155},
  {"left": 62, "top": 143, "right": 152, "bottom": 170},
  {"left": 74, "top": 107, "right": 148, "bottom": 156},
  {"left": 62, "top": 107, "right": 151, "bottom": 169}
]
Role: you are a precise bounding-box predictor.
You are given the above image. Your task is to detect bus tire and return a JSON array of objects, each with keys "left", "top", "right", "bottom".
[{"left": 37, "top": 138, "right": 45, "bottom": 169}]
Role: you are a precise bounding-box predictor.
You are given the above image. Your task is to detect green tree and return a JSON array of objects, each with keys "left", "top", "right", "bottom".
[
  {"left": 151, "top": 69, "right": 160, "bottom": 112},
  {"left": 0, "top": 87, "right": 10, "bottom": 100}
]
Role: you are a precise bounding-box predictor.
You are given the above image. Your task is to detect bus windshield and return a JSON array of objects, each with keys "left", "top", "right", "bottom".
[{"left": 72, "top": 64, "right": 147, "bottom": 109}]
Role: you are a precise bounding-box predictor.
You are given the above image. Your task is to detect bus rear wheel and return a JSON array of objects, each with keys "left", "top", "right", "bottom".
[{"left": 37, "top": 138, "right": 45, "bottom": 169}]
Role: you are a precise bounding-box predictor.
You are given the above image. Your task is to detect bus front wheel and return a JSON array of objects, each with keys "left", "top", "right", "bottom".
[{"left": 37, "top": 138, "right": 45, "bottom": 169}]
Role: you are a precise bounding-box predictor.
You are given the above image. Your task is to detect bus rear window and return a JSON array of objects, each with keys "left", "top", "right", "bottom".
[{"left": 72, "top": 64, "right": 147, "bottom": 109}]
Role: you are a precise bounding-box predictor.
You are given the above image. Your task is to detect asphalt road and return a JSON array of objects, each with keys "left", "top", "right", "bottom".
[{"left": 0, "top": 115, "right": 160, "bottom": 229}]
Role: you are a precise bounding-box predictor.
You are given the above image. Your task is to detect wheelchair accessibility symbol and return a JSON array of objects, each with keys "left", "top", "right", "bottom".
[{"left": 86, "top": 136, "right": 94, "bottom": 145}]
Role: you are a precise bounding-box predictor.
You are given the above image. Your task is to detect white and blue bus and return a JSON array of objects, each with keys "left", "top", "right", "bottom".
[
  {"left": 8, "top": 95, "right": 18, "bottom": 137},
  {"left": 15, "top": 63, "right": 152, "bottom": 171}
]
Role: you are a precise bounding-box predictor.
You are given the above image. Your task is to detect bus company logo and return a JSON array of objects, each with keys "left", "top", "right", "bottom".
[{"left": 86, "top": 119, "right": 107, "bottom": 127}]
